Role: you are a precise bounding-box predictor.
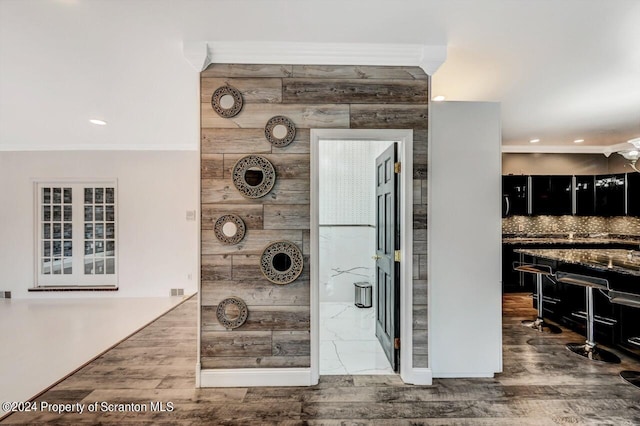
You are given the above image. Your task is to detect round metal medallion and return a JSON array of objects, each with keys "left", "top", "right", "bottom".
[
  {"left": 264, "top": 115, "right": 296, "bottom": 147},
  {"left": 232, "top": 155, "right": 276, "bottom": 199},
  {"left": 214, "top": 214, "right": 246, "bottom": 245},
  {"left": 216, "top": 296, "right": 249, "bottom": 330},
  {"left": 211, "top": 85, "right": 243, "bottom": 118},
  {"left": 260, "top": 241, "right": 304, "bottom": 285}
]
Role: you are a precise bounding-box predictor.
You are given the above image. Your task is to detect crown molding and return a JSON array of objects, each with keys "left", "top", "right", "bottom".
[
  {"left": 501, "top": 144, "right": 628, "bottom": 156},
  {"left": 183, "top": 41, "right": 447, "bottom": 75}
]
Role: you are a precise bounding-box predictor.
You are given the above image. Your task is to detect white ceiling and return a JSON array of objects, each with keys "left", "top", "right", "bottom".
[{"left": 1, "top": 0, "right": 639, "bottom": 151}]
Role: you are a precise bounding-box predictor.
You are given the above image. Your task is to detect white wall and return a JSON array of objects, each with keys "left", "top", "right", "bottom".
[
  {"left": 429, "top": 102, "right": 502, "bottom": 377},
  {"left": 0, "top": 1, "right": 199, "bottom": 151},
  {"left": 0, "top": 151, "right": 199, "bottom": 298}
]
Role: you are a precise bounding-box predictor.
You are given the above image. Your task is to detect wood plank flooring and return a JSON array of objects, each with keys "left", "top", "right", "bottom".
[{"left": 3, "top": 294, "right": 640, "bottom": 425}]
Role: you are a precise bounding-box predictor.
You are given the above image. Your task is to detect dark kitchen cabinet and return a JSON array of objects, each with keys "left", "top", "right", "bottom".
[
  {"left": 502, "top": 245, "right": 534, "bottom": 292},
  {"left": 619, "top": 304, "right": 640, "bottom": 358},
  {"left": 574, "top": 175, "right": 595, "bottom": 216},
  {"left": 502, "top": 175, "right": 530, "bottom": 217},
  {"left": 531, "top": 175, "right": 572, "bottom": 215},
  {"left": 595, "top": 174, "right": 626, "bottom": 216},
  {"left": 627, "top": 173, "right": 640, "bottom": 216}
]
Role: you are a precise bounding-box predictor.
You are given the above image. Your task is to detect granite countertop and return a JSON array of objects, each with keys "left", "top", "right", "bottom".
[
  {"left": 514, "top": 248, "right": 640, "bottom": 277},
  {"left": 503, "top": 234, "right": 640, "bottom": 246}
]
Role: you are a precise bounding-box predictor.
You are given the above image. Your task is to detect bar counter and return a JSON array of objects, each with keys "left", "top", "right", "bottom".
[{"left": 514, "top": 248, "right": 640, "bottom": 277}]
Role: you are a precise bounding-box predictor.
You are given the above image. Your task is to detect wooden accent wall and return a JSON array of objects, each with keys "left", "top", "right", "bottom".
[{"left": 200, "top": 64, "right": 429, "bottom": 369}]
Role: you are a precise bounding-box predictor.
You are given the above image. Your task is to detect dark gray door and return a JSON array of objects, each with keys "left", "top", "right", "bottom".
[{"left": 374, "top": 143, "right": 400, "bottom": 372}]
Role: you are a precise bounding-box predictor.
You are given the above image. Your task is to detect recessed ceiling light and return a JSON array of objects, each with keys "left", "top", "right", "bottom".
[
  {"left": 89, "top": 119, "right": 107, "bottom": 126},
  {"left": 529, "top": 138, "right": 540, "bottom": 143},
  {"left": 433, "top": 95, "right": 445, "bottom": 102},
  {"left": 574, "top": 139, "right": 584, "bottom": 143}
]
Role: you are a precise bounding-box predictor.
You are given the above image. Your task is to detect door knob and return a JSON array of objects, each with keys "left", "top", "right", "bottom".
[{"left": 372, "top": 255, "right": 381, "bottom": 260}]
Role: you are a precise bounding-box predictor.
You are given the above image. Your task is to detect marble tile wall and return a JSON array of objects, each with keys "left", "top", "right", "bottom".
[
  {"left": 502, "top": 215, "right": 640, "bottom": 236},
  {"left": 319, "top": 226, "right": 376, "bottom": 304}
]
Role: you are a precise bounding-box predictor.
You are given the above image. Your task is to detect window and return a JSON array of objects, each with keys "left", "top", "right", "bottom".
[{"left": 35, "top": 181, "right": 117, "bottom": 287}]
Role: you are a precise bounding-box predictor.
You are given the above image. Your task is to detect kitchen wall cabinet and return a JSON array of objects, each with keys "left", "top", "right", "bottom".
[
  {"left": 502, "top": 175, "right": 530, "bottom": 217},
  {"left": 627, "top": 173, "right": 640, "bottom": 217},
  {"left": 531, "top": 175, "right": 572, "bottom": 216},
  {"left": 574, "top": 175, "right": 595, "bottom": 216},
  {"left": 502, "top": 172, "right": 638, "bottom": 217},
  {"left": 595, "top": 174, "right": 626, "bottom": 217}
]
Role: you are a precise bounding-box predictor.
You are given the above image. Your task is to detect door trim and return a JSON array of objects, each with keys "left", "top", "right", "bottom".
[{"left": 311, "top": 129, "right": 428, "bottom": 385}]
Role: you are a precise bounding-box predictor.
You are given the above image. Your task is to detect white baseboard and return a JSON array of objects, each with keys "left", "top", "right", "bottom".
[
  {"left": 432, "top": 371, "right": 496, "bottom": 378},
  {"left": 199, "top": 368, "right": 313, "bottom": 387},
  {"left": 402, "top": 367, "right": 433, "bottom": 386}
]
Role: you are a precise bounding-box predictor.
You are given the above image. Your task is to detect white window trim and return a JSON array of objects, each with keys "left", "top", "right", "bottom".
[{"left": 32, "top": 178, "right": 119, "bottom": 290}]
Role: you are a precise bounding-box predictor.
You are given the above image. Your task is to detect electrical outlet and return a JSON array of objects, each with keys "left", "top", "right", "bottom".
[
  {"left": 170, "top": 288, "right": 184, "bottom": 297},
  {"left": 1, "top": 291, "right": 11, "bottom": 299},
  {"left": 187, "top": 273, "right": 193, "bottom": 281},
  {"left": 518, "top": 224, "right": 524, "bottom": 232},
  {"left": 186, "top": 210, "right": 196, "bottom": 221}
]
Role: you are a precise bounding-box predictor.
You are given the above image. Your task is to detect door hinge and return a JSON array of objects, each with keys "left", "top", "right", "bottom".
[
  {"left": 394, "top": 250, "right": 401, "bottom": 262},
  {"left": 394, "top": 338, "right": 401, "bottom": 349},
  {"left": 394, "top": 162, "right": 401, "bottom": 174}
]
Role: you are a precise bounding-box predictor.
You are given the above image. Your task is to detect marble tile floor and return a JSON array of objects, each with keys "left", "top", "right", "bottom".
[
  {"left": 320, "top": 302, "right": 394, "bottom": 375},
  {"left": 0, "top": 294, "right": 190, "bottom": 419},
  {"left": 3, "top": 294, "right": 640, "bottom": 425}
]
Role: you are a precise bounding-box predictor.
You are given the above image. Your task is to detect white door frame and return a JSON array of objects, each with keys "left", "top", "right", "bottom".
[{"left": 310, "top": 128, "right": 419, "bottom": 385}]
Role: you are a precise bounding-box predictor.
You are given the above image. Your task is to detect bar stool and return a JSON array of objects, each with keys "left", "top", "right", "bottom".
[
  {"left": 556, "top": 271, "right": 620, "bottom": 363},
  {"left": 609, "top": 290, "right": 640, "bottom": 388},
  {"left": 513, "top": 263, "right": 561, "bottom": 334}
]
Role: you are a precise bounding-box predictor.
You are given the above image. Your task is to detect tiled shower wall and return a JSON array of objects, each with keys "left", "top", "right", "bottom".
[
  {"left": 200, "top": 64, "right": 429, "bottom": 370},
  {"left": 502, "top": 216, "right": 640, "bottom": 236}
]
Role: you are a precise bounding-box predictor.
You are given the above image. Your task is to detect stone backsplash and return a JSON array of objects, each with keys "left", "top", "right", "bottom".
[{"left": 503, "top": 215, "right": 640, "bottom": 236}]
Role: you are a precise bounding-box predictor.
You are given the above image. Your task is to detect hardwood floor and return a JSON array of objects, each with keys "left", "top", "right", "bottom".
[{"left": 3, "top": 294, "right": 640, "bottom": 425}]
